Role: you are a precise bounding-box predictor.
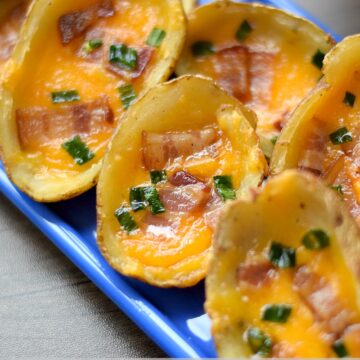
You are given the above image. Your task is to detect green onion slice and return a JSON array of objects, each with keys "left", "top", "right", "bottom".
[
  {"left": 51, "top": 90, "right": 80, "bottom": 104},
  {"left": 332, "top": 340, "right": 349, "bottom": 358},
  {"left": 213, "top": 175, "right": 236, "bottom": 201},
  {"left": 130, "top": 187, "right": 147, "bottom": 212},
  {"left": 312, "top": 49, "right": 325, "bottom": 70},
  {"left": 109, "top": 44, "right": 138, "bottom": 71},
  {"left": 329, "top": 127, "right": 353, "bottom": 145},
  {"left": 191, "top": 41, "right": 215, "bottom": 57},
  {"left": 146, "top": 28, "right": 166, "bottom": 48},
  {"left": 343, "top": 91, "right": 356, "bottom": 107},
  {"left": 62, "top": 135, "right": 94, "bottom": 165},
  {"left": 143, "top": 186, "right": 165, "bottom": 215},
  {"left": 150, "top": 170, "right": 167, "bottom": 184},
  {"left": 83, "top": 39, "right": 103, "bottom": 53},
  {"left": 268, "top": 242, "right": 296, "bottom": 268},
  {"left": 247, "top": 327, "right": 272, "bottom": 357},
  {"left": 261, "top": 304, "right": 292, "bottom": 323},
  {"left": 302, "top": 229, "right": 330, "bottom": 250},
  {"left": 236, "top": 20, "right": 253, "bottom": 42},
  {"left": 114, "top": 206, "right": 138, "bottom": 233},
  {"left": 330, "top": 184, "right": 344, "bottom": 195},
  {"left": 119, "top": 84, "right": 137, "bottom": 109}
]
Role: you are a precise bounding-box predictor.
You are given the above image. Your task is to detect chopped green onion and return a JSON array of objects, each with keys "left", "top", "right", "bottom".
[
  {"left": 331, "top": 184, "right": 344, "bottom": 195},
  {"left": 130, "top": 187, "right": 147, "bottom": 212},
  {"left": 271, "top": 136, "right": 278, "bottom": 145},
  {"left": 269, "top": 242, "right": 296, "bottom": 268},
  {"left": 332, "top": 340, "right": 348, "bottom": 358},
  {"left": 146, "top": 28, "right": 166, "bottom": 48},
  {"left": 236, "top": 20, "right": 253, "bottom": 42},
  {"left": 213, "top": 175, "right": 236, "bottom": 201},
  {"left": 261, "top": 304, "right": 292, "bottom": 323},
  {"left": 302, "top": 229, "right": 330, "bottom": 250},
  {"left": 51, "top": 90, "right": 80, "bottom": 104},
  {"left": 312, "top": 49, "right": 325, "bottom": 70},
  {"left": 143, "top": 186, "right": 165, "bottom": 214},
  {"left": 343, "top": 91, "right": 356, "bottom": 107},
  {"left": 109, "top": 44, "right": 138, "bottom": 71},
  {"left": 83, "top": 39, "right": 103, "bottom": 53},
  {"left": 329, "top": 127, "right": 353, "bottom": 145},
  {"left": 150, "top": 170, "right": 167, "bottom": 184},
  {"left": 247, "top": 327, "right": 272, "bottom": 357},
  {"left": 119, "top": 84, "right": 137, "bottom": 109},
  {"left": 191, "top": 41, "right": 215, "bottom": 57},
  {"left": 114, "top": 206, "right": 138, "bottom": 233},
  {"left": 62, "top": 135, "right": 94, "bottom": 165}
]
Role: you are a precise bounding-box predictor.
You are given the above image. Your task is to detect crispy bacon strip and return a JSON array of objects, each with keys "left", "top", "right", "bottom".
[
  {"left": 58, "top": 0, "right": 114, "bottom": 45},
  {"left": 16, "top": 96, "right": 114, "bottom": 149},
  {"left": 142, "top": 128, "right": 219, "bottom": 170},
  {"left": 237, "top": 262, "right": 275, "bottom": 287}
]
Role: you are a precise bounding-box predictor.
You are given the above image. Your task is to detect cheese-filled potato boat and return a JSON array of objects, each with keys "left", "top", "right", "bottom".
[
  {"left": 0, "top": 0, "right": 185, "bottom": 202},
  {"left": 0, "top": 0, "right": 32, "bottom": 74},
  {"left": 271, "top": 35, "right": 360, "bottom": 226},
  {"left": 176, "top": 1, "right": 334, "bottom": 156},
  {"left": 97, "top": 76, "right": 267, "bottom": 287},
  {"left": 206, "top": 170, "right": 360, "bottom": 358}
]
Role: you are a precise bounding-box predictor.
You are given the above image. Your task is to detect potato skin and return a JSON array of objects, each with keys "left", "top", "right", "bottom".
[{"left": 206, "top": 170, "right": 360, "bottom": 357}]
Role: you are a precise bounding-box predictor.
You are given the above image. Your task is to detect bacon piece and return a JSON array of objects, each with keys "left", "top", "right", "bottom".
[
  {"left": 16, "top": 96, "right": 114, "bottom": 149},
  {"left": 169, "top": 170, "right": 200, "bottom": 186},
  {"left": 58, "top": 0, "right": 114, "bottom": 45},
  {"left": 237, "top": 262, "right": 275, "bottom": 287},
  {"left": 272, "top": 341, "right": 296, "bottom": 358},
  {"left": 344, "top": 324, "right": 360, "bottom": 349},
  {"left": 293, "top": 266, "right": 356, "bottom": 340},
  {"left": 203, "top": 190, "right": 223, "bottom": 231},
  {"left": 107, "top": 46, "right": 153, "bottom": 79},
  {"left": 142, "top": 128, "right": 219, "bottom": 170}
]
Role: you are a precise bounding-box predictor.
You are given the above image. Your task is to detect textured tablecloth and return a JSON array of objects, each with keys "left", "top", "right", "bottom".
[{"left": 0, "top": 0, "right": 359, "bottom": 357}]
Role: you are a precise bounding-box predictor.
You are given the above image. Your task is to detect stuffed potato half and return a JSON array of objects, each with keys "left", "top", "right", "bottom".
[
  {"left": 271, "top": 35, "right": 360, "bottom": 226},
  {"left": 97, "top": 75, "right": 267, "bottom": 287},
  {"left": 206, "top": 170, "right": 360, "bottom": 358},
  {"left": 0, "top": 0, "right": 185, "bottom": 202},
  {"left": 176, "top": 1, "right": 334, "bottom": 157}
]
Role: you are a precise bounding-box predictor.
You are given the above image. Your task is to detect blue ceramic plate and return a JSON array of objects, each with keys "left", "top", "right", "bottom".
[{"left": 0, "top": 1, "right": 339, "bottom": 358}]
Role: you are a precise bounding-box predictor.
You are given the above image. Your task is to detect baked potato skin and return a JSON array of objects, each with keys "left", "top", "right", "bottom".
[
  {"left": 271, "top": 35, "right": 360, "bottom": 224},
  {"left": 206, "top": 170, "right": 360, "bottom": 357},
  {"left": 0, "top": 0, "right": 185, "bottom": 202},
  {"left": 97, "top": 75, "right": 267, "bottom": 287}
]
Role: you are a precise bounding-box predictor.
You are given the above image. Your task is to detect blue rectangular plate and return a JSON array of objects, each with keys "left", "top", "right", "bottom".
[{"left": 0, "top": 1, "right": 340, "bottom": 358}]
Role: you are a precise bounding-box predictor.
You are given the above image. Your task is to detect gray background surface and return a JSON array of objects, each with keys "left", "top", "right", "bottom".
[{"left": 1, "top": 0, "right": 359, "bottom": 358}]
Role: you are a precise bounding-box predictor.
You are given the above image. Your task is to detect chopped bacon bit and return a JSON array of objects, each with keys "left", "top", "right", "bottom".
[
  {"left": 293, "top": 266, "right": 357, "bottom": 340},
  {"left": 78, "top": 27, "right": 104, "bottom": 60},
  {"left": 158, "top": 183, "right": 211, "bottom": 213},
  {"left": 203, "top": 190, "right": 223, "bottom": 230},
  {"left": 344, "top": 324, "right": 360, "bottom": 348},
  {"left": 107, "top": 46, "right": 153, "bottom": 79},
  {"left": 237, "top": 262, "right": 274, "bottom": 287},
  {"left": 142, "top": 128, "right": 219, "bottom": 170},
  {"left": 169, "top": 170, "right": 201, "bottom": 186},
  {"left": 272, "top": 341, "right": 296, "bottom": 358},
  {"left": 16, "top": 96, "right": 114, "bottom": 149},
  {"left": 58, "top": 0, "right": 114, "bottom": 45}
]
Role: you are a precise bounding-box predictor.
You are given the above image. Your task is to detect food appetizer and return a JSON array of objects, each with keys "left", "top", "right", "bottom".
[
  {"left": 206, "top": 170, "right": 360, "bottom": 358},
  {"left": 0, "top": 0, "right": 185, "bottom": 201},
  {"left": 176, "top": 1, "right": 334, "bottom": 156},
  {"left": 271, "top": 35, "right": 360, "bottom": 226},
  {"left": 0, "top": 0, "right": 31, "bottom": 74},
  {"left": 97, "top": 76, "right": 267, "bottom": 287}
]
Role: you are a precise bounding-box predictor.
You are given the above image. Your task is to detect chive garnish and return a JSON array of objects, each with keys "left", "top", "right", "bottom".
[
  {"left": 343, "top": 91, "right": 356, "bottom": 107},
  {"left": 118, "top": 84, "right": 137, "bottom": 109},
  {"left": 332, "top": 340, "right": 348, "bottom": 358},
  {"left": 62, "top": 135, "right": 94, "bottom": 165},
  {"left": 312, "top": 49, "right": 325, "bottom": 70},
  {"left": 270, "top": 136, "right": 278, "bottom": 145},
  {"left": 150, "top": 170, "right": 167, "bottom": 184},
  {"left": 83, "top": 39, "right": 103, "bottom": 53},
  {"left": 191, "top": 41, "right": 215, "bottom": 57},
  {"left": 329, "top": 127, "right": 353, "bottom": 145},
  {"left": 143, "top": 186, "right": 165, "bottom": 214},
  {"left": 109, "top": 44, "right": 138, "bottom": 71},
  {"left": 261, "top": 304, "right": 292, "bottom": 323},
  {"left": 247, "top": 327, "right": 272, "bottom": 357},
  {"left": 236, "top": 20, "right": 253, "bottom": 42},
  {"left": 51, "top": 90, "right": 80, "bottom": 104},
  {"left": 146, "top": 28, "right": 166, "bottom": 48},
  {"left": 213, "top": 175, "right": 236, "bottom": 201},
  {"left": 331, "top": 184, "right": 344, "bottom": 195},
  {"left": 302, "top": 229, "right": 330, "bottom": 250},
  {"left": 130, "top": 187, "right": 147, "bottom": 212},
  {"left": 269, "top": 242, "right": 296, "bottom": 268},
  {"left": 114, "top": 206, "right": 138, "bottom": 233}
]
